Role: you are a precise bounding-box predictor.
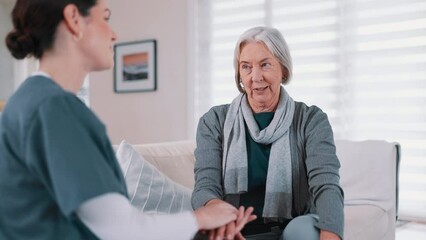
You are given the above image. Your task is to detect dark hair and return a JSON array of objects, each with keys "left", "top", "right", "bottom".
[{"left": 5, "top": 0, "right": 97, "bottom": 59}]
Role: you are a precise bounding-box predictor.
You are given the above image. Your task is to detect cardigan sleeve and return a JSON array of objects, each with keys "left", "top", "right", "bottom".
[
  {"left": 302, "top": 105, "right": 345, "bottom": 239},
  {"left": 191, "top": 105, "right": 228, "bottom": 209}
]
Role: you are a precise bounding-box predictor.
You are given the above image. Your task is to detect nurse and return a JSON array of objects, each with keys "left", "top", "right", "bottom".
[{"left": 0, "top": 0, "right": 255, "bottom": 239}]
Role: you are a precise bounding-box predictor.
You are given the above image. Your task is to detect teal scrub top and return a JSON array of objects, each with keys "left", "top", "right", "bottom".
[{"left": 0, "top": 76, "right": 128, "bottom": 239}]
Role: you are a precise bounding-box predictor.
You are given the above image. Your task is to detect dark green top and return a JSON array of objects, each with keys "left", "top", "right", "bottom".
[
  {"left": 239, "top": 112, "right": 274, "bottom": 219},
  {"left": 0, "top": 76, "right": 128, "bottom": 239}
]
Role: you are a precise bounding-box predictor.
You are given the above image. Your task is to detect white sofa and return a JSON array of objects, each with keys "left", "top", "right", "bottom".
[{"left": 116, "top": 139, "right": 400, "bottom": 240}]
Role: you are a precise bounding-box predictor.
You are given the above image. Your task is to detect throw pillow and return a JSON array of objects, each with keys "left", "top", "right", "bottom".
[{"left": 116, "top": 140, "right": 193, "bottom": 214}]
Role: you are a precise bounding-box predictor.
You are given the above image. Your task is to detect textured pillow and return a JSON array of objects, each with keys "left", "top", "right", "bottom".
[
  {"left": 128, "top": 141, "right": 196, "bottom": 189},
  {"left": 116, "top": 140, "right": 192, "bottom": 214}
]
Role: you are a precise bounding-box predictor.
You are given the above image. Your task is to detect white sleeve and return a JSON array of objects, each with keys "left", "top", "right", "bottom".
[{"left": 76, "top": 193, "right": 199, "bottom": 240}]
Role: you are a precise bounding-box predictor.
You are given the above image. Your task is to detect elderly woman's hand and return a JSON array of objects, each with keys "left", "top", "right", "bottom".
[
  {"left": 194, "top": 199, "right": 239, "bottom": 230},
  {"left": 204, "top": 199, "right": 256, "bottom": 240},
  {"left": 320, "top": 230, "right": 341, "bottom": 240}
]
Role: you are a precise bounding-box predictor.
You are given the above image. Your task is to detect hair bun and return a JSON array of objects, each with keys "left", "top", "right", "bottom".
[{"left": 5, "top": 30, "right": 35, "bottom": 59}]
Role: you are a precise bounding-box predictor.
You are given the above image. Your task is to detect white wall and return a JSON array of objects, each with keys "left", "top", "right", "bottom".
[
  {"left": 0, "top": 2, "right": 14, "bottom": 101},
  {"left": 90, "top": 0, "right": 190, "bottom": 144}
]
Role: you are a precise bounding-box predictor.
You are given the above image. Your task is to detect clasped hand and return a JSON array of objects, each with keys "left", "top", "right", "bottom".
[{"left": 200, "top": 199, "right": 257, "bottom": 240}]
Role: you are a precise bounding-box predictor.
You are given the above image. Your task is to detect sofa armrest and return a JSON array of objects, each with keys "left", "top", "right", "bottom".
[
  {"left": 336, "top": 140, "right": 400, "bottom": 240},
  {"left": 336, "top": 140, "right": 399, "bottom": 213}
]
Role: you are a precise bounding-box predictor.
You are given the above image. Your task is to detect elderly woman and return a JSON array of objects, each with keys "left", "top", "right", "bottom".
[{"left": 191, "top": 26, "right": 344, "bottom": 240}]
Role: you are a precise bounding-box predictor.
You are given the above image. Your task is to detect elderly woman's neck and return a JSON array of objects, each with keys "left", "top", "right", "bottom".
[{"left": 248, "top": 99, "right": 279, "bottom": 113}]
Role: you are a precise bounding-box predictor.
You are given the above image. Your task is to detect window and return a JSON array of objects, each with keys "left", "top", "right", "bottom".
[{"left": 191, "top": 0, "right": 426, "bottom": 220}]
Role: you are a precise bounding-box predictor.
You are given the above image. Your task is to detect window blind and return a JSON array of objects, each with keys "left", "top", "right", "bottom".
[
  {"left": 339, "top": 0, "right": 426, "bottom": 220},
  {"left": 191, "top": 0, "right": 426, "bottom": 220}
]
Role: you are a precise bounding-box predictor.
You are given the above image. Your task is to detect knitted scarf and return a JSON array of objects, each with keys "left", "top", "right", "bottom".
[{"left": 223, "top": 86, "right": 295, "bottom": 220}]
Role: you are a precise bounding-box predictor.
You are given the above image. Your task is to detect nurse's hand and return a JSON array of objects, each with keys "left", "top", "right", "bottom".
[
  {"left": 194, "top": 199, "right": 239, "bottom": 230},
  {"left": 204, "top": 199, "right": 256, "bottom": 239}
]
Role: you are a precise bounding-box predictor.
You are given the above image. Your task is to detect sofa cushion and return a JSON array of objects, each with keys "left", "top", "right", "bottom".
[
  {"left": 344, "top": 205, "right": 389, "bottom": 240},
  {"left": 336, "top": 140, "right": 397, "bottom": 211},
  {"left": 116, "top": 140, "right": 192, "bottom": 214}
]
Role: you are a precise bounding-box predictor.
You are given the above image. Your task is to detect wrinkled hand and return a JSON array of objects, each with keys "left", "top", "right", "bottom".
[
  {"left": 194, "top": 199, "right": 240, "bottom": 230},
  {"left": 205, "top": 200, "right": 256, "bottom": 240},
  {"left": 235, "top": 206, "right": 256, "bottom": 233},
  {"left": 320, "top": 230, "right": 340, "bottom": 240}
]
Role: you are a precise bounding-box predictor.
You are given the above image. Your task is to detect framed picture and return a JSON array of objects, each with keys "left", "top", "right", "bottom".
[{"left": 114, "top": 39, "right": 157, "bottom": 93}]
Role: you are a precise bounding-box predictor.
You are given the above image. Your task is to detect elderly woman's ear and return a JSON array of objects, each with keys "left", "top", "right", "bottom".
[
  {"left": 282, "top": 67, "right": 289, "bottom": 84},
  {"left": 239, "top": 80, "right": 245, "bottom": 90}
]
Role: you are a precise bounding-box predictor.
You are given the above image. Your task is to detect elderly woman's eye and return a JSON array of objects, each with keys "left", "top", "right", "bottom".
[
  {"left": 241, "top": 64, "right": 250, "bottom": 71},
  {"left": 262, "top": 62, "right": 271, "bottom": 68}
]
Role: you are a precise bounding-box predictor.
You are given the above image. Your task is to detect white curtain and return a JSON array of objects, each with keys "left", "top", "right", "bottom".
[{"left": 190, "top": 0, "right": 426, "bottom": 220}]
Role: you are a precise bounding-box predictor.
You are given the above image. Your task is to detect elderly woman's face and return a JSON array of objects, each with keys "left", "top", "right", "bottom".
[{"left": 239, "top": 42, "right": 284, "bottom": 112}]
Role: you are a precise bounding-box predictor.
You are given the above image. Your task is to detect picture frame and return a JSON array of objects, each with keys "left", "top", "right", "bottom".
[{"left": 114, "top": 39, "right": 157, "bottom": 93}]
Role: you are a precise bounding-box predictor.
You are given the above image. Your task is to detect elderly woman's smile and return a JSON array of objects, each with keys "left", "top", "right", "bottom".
[{"left": 253, "top": 86, "right": 268, "bottom": 91}]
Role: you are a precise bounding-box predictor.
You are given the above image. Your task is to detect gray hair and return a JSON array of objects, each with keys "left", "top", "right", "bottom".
[{"left": 234, "top": 26, "right": 293, "bottom": 93}]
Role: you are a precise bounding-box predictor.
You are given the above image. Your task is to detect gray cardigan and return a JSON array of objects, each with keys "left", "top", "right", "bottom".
[{"left": 191, "top": 101, "right": 344, "bottom": 239}]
